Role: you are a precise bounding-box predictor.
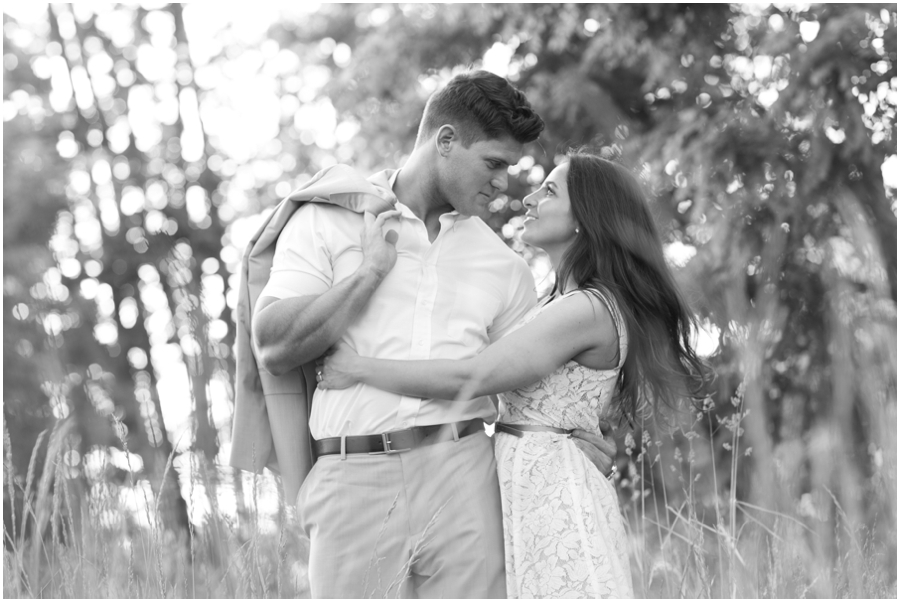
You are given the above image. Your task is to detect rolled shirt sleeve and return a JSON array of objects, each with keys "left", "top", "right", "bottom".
[{"left": 260, "top": 204, "right": 334, "bottom": 300}]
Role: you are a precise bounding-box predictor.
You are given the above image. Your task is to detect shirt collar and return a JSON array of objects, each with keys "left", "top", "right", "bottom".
[{"left": 388, "top": 168, "right": 400, "bottom": 189}]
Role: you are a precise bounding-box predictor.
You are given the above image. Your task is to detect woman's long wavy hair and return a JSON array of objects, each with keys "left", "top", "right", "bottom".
[{"left": 552, "top": 153, "right": 709, "bottom": 425}]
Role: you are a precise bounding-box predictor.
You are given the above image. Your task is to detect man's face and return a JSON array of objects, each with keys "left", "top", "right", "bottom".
[{"left": 437, "top": 134, "right": 524, "bottom": 218}]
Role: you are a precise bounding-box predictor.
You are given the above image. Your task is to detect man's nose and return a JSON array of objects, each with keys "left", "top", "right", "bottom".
[{"left": 491, "top": 171, "right": 508, "bottom": 193}]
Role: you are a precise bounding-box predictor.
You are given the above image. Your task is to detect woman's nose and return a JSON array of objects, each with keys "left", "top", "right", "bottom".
[{"left": 522, "top": 191, "right": 536, "bottom": 209}]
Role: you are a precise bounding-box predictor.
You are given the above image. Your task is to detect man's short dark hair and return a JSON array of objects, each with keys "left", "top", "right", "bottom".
[{"left": 415, "top": 70, "right": 544, "bottom": 148}]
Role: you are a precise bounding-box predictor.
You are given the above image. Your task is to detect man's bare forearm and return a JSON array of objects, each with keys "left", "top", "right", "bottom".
[{"left": 253, "top": 265, "right": 387, "bottom": 375}]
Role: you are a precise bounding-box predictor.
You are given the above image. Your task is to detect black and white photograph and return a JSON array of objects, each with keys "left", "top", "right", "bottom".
[{"left": 3, "top": 3, "right": 896, "bottom": 598}]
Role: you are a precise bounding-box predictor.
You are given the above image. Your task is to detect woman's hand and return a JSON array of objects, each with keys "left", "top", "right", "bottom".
[
  {"left": 360, "top": 210, "right": 401, "bottom": 279},
  {"left": 317, "top": 341, "right": 363, "bottom": 390}
]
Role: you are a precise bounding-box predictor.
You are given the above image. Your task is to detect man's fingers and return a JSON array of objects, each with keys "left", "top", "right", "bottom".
[
  {"left": 572, "top": 428, "right": 616, "bottom": 456},
  {"left": 572, "top": 439, "right": 612, "bottom": 470},
  {"left": 371, "top": 210, "right": 401, "bottom": 245},
  {"left": 572, "top": 439, "right": 614, "bottom": 475},
  {"left": 587, "top": 437, "right": 615, "bottom": 457},
  {"left": 571, "top": 428, "right": 603, "bottom": 444},
  {"left": 372, "top": 209, "right": 401, "bottom": 228},
  {"left": 600, "top": 440, "right": 616, "bottom": 456},
  {"left": 571, "top": 438, "right": 591, "bottom": 457},
  {"left": 598, "top": 419, "right": 613, "bottom": 437}
]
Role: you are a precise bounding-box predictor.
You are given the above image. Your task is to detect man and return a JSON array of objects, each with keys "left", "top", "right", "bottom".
[{"left": 251, "top": 71, "right": 615, "bottom": 598}]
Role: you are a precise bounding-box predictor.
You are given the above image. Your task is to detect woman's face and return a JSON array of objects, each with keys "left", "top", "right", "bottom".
[{"left": 521, "top": 163, "right": 579, "bottom": 250}]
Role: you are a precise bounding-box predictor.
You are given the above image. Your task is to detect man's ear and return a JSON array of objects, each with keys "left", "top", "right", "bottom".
[{"left": 435, "top": 124, "right": 455, "bottom": 157}]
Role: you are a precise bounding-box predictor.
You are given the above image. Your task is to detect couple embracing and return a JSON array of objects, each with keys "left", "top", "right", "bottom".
[{"left": 230, "top": 70, "right": 706, "bottom": 598}]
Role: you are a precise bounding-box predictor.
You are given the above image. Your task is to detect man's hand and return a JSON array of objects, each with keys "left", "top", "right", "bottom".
[
  {"left": 570, "top": 420, "right": 617, "bottom": 478},
  {"left": 252, "top": 208, "right": 401, "bottom": 375},
  {"left": 360, "top": 210, "right": 400, "bottom": 278}
]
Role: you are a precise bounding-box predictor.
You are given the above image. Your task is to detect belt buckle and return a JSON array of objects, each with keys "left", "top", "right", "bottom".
[{"left": 369, "top": 432, "right": 411, "bottom": 455}]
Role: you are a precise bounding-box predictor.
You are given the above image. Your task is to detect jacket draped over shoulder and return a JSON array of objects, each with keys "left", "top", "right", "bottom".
[{"left": 229, "top": 164, "right": 397, "bottom": 503}]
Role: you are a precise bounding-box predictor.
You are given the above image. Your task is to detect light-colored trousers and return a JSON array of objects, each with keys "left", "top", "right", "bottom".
[{"left": 296, "top": 430, "right": 506, "bottom": 598}]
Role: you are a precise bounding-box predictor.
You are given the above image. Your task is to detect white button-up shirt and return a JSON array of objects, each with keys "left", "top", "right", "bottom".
[{"left": 260, "top": 171, "right": 537, "bottom": 439}]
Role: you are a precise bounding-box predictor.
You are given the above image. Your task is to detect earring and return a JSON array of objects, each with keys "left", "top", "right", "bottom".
[{"left": 575, "top": 227, "right": 580, "bottom": 234}]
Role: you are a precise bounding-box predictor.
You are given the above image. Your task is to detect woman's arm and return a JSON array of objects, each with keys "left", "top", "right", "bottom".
[{"left": 320, "top": 290, "right": 619, "bottom": 401}]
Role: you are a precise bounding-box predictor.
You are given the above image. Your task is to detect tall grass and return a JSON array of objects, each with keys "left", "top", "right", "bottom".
[
  {"left": 618, "top": 382, "right": 896, "bottom": 599},
  {"left": 4, "top": 395, "right": 895, "bottom": 599},
  {"left": 3, "top": 422, "right": 310, "bottom": 599}
]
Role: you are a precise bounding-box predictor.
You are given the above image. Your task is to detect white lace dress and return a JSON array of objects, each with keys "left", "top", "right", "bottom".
[{"left": 494, "top": 289, "right": 634, "bottom": 599}]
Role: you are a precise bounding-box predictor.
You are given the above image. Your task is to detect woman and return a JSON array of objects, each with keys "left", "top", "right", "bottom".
[{"left": 319, "top": 153, "right": 708, "bottom": 598}]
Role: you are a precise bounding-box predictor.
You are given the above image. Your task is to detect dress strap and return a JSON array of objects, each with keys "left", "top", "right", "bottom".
[{"left": 564, "top": 287, "right": 628, "bottom": 369}]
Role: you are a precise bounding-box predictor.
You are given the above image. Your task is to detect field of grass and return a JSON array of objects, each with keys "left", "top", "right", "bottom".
[{"left": 3, "top": 408, "right": 896, "bottom": 599}]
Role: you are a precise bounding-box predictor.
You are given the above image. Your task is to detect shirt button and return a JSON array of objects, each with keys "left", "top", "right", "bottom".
[{"left": 400, "top": 422, "right": 409, "bottom": 428}]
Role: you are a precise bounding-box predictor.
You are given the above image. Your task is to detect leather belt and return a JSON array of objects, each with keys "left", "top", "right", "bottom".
[
  {"left": 314, "top": 418, "right": 484, "bottom": 458},
  {"left": 495, "top": 422, "right": 573, "bottom": 438}
]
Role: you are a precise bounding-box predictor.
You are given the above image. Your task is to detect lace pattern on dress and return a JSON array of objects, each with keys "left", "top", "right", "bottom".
[{"left": 495, "top": 287, "right": 634, "bottom": 598}]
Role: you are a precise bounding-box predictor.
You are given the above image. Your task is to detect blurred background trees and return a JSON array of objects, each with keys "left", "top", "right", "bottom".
[{"left": 3, "top": 3, "right": 896, "bottom": 597}]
